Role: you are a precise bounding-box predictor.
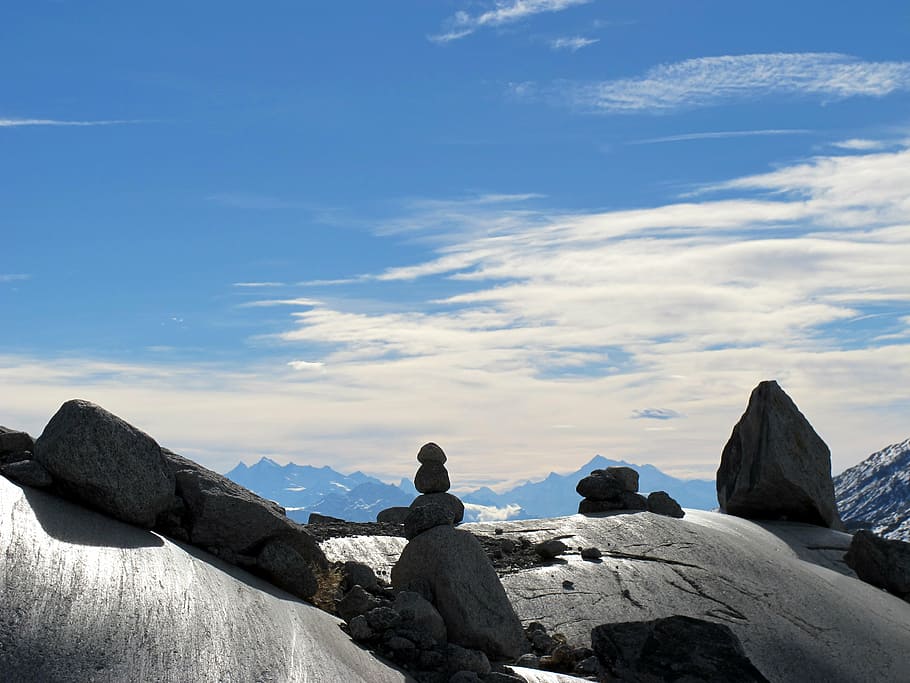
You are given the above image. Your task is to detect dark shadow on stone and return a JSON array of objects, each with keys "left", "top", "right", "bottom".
[{"left": 21, "top": 485, "right": 164, "bottom": 549}]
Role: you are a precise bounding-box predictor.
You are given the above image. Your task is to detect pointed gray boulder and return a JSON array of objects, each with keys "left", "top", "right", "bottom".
[{"left": 717, "top": 380, "right": 841, "bottom": 528}]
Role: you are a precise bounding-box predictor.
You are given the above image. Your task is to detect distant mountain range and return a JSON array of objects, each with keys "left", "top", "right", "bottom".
[
  {"left": 834, "top": 438, "right": 910, "bottom": 542},
  {"left": 226, "top": 454, "right": 717, "bottom": 523}
]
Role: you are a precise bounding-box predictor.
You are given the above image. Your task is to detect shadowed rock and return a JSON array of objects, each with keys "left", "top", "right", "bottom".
[
  {"left": 34, "top": 400, "right": 175, "bottom": 528},
  {"left": 717, "top": 380, "right": 841, "bottom": 528},
  {"left": 576, "top": 472, "right": 624, "bottom": 501},
  {"left": 647, "top": 490, "right": 685, "bottom": 518},
  {"left": 377, "top": 506, "right": 410, "bottom": 524},
  {"left": 391, "top": 525, "right": 526, "bottom": 660},
  {"left": 592, "top": 615, "right": 769, "bottom": 682},
  {"left": 844, "top": 530, "right": 910, "bottom": 601},
  {"left": 417, "top": 442, "right": 447, "bottom": 465},
  {"left": 414, "top": 462, "right": 450, "bottom": 494},
  {"left": 1, "top": 459, "right": 52, "bottom": 488},
  {"left": 404, "top": 503, "right": 455, "bottom": 540},
  {"left": 0, "top": 426, "right": 35, "bottom": 456}
]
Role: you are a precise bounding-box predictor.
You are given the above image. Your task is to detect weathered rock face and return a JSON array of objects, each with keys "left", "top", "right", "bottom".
[
  {"left": 404, "top": 503, "right": 455, "bottom": 540},
  {"left": 0, "top": 426, "right": 35, "bottom": 458},
  {"left": 844, "top": 530, "right": 910, "bottom": 601},
  {"left": 592, "top": 615, "right": 769, "bottom": 682},
  {"left": 0, "top": 459, "right": 53, "bottom": 488},
  {"left": 391, "top": 525, "right": 527, "bottom": 660},
  {"left": 414, "top": 462, "right": 450, "bottom": 494},
  {"left": 377, "top": 506, "right": 410, "bottom": 524},
  {"left": 417, "top": 442, "right": 447, "bottom": 465},
  {"left": 410, "top": 492, "right": 465, "bottom": 525},
  {"left": 717, "top": 380, "right": 842, "bottom": 528},
  {"left": 34, "top": 400, "right": 175, "bottom": 528}
]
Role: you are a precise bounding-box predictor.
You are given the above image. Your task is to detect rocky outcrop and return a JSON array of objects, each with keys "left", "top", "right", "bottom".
[
  {"left": 0, "top": 426, "right": 35, "bottom": 458},
  {"left": 392, "top": 525, "right": 527, "bottom": 661},
  {"left": 647, "top": 490, "right": 684, "bottom": 518},
  {"left": 592, "top": 615, "right": 769, "bottom": 682},
  {"left": 844, "top": 530, "right": 910, "bottom": 601},
  {"left": 717, "top": 380, "right": 841, "bottom": 528},
  {"left": 377, "top": 506, "right": 410, "bottom": 524},
  {"left": 34, "top": 400, "right": 176, "bottom": 528}
]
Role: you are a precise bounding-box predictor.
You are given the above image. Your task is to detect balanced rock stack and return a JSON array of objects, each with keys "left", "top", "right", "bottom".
[
  {"left": 405, "top": 442, "right": 465, "bottom": 538},
  {"left": 577, "top": 466, "right": 685, "bottom": 518}
]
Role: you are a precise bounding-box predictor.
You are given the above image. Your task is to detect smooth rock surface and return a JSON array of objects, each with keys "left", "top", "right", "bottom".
[
  {"left": 391, "top": 525, "right": 527, "bottom": 660},
  {"left": 465, "top": 510, "right": 910, "bottom": 683},
  {"left": 0, "top": 477, "right": 412, "bottom": 683},
  {"left": 717, "top": 380, "right": 841, "bottom": 528},
  {"left": 34, "top": 399, "right": 175, "bottom": 528},
  {"left": 377, "top": 506, "right": 411, "bottom": 524}
]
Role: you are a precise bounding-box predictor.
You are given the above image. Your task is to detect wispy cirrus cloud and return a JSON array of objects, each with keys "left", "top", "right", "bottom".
[
  {"left": 629, "top": 129, "right": 812, "bottom": 145},
  {"left": 550, "top": 36, "right": 598, "bottom": 52},
  {"left": 0, "top": 118, "right": 140, "bottom": 128},
  {"left": 529, "top": 53, "right": 910, "bottom": 113},
  {"left": 831, "top": 138, "right": 888, "bottom": 151},
  {"left": 0, "top": 274, "right": 29, "bottom": 283},
  {"left": 632, "top": 408, "right": 682, "bottom": 420},
  {"left": 430, "top": 0, "right": 592, "bottom": 43}
]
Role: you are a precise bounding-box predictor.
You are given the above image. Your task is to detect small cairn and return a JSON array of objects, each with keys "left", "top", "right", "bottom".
[
  {"left": 408, "top": 442, "right": 465, "bottom": 525},
  {"left": 577, "top": 466, "right": 684, "bottom": 518}
]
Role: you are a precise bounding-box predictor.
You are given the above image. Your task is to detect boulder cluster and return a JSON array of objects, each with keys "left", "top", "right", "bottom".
[
  {"left": 0, "top": 400, "right": 327, "bottom": 601},
  {"left": 576, "top": 465, "right": 684, "bottom": 518}
]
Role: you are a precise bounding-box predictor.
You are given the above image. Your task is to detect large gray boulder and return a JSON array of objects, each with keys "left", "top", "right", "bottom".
[
  {"left": 592, "top": 615, "right": 769, "bottom": 682},
  {"left": 410, "top": 492, "right": 465, "bottom": 524},
  {"left": 391, "top": 525, "right": 526, "bottom": 660},
  {"left": 34, "top": 400, "right": 175, "bottom": 528},
  {"left": 717, "top": 381, "right": 842, "bottom": 528},
  {"left": 844, "top": 530, "right": 910, "bottom": 601}
]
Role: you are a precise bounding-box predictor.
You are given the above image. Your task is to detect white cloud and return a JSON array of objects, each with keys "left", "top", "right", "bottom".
[
  {"left": 232, "top": 282, "right": 287, "bottom": 288},
  {"left": 547, "top": 53, "right": 910, "bottom": 113},
  {"left": 430, "top": 0, "right": 591, "bottom": 43},
  {"left": 463, "top": 502, "right": 523, "bottom": 522},
  {"left": 0, "top": 274, "right": 29, "bottom": 282},
  {"left": 831, "top": 138, "right": 887, "bottom": 151},
  {"left": 550, "top": 36, "right": 598, "bottom": 52},
  {"left": 0, "top": 118, "right": 138, "bottom": 127},
  {"left": 240, "top": 298, "right": 322, "bottom": 308},
  {"left": 4, "top": 146, "right": 909, "bottom": 485},
  {"left": 629, "top": 129, "right": 811, "bottom": 145}
]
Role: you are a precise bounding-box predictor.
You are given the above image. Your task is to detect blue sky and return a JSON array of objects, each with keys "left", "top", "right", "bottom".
[{"left": 2, "top": 1, "right": 909, "bottom": 487}]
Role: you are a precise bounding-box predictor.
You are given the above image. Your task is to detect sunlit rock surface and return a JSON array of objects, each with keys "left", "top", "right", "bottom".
[
  {"left": 323, "top": 510, "right": 910, "bottom": 683},
  {"left": 0, "top": 478, "right": 412, "bottom": 683}
]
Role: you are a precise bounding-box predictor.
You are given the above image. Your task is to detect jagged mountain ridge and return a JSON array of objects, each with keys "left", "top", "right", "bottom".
[
  {"left": 834, "top": 438, "right": 910, "bottom": 542},
  {"left": 226, "top": 454, "right": 717, "bottom": 522}
]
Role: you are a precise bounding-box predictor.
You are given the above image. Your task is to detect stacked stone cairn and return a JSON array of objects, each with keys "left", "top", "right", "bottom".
[
  {"left": 338, "top": 442, "right": 531, "bottom": 682},
  {"left": 576, "top": 466, "right": 684, "bottom": 518}
]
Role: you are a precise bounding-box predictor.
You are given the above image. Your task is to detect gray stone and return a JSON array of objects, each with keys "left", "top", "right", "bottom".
[
  {"left": 483, "top": 673, "right": 524, "bottom": 683},
  {"left": 575, "top": 655, "right": 599, "bottom": 675},
  {"left": 348, "top": 614, "right": 374, "bottom": 642},
  {"left": 717, "top": 380, "right": 842, "bottom": 528},
  {"left": 385, "top": 635, "right": 416, "bottom": 661},
  {"left": 620, "top": 491, "right": 647, "bottom": 510},
  {"left": 578, "top": 498, "right": 625, "bottom": 514},
  {"left": 308, "top": 512, "right": 345, "bottom": 524},
  {"left": 580, "top": 546, "right": 602, "bottom": 560},
  {"left": 418, "top": 442, "right": 448, "bottom": 465},
  {"left": 377, "top": 506, "right": 410, "bottom": 524},
  {"left": 392, "top": 525, "right": 527, "bottom": 660},
  {"left": 647, "top": 490, "right": 685, "bottom": 518},
  {"left": 0, "top": 426, "right": 35, "bottom": 454},
  {"left": 575, "top": 472, "right": 624, "bottom": 501},
  {"left": 533, "top": 539, "right": 568, "bottom": 560},
  {"left": 844, "top": 530, "right": 910, "bottom": 600},
  {"left": 446, "top": 644, "right": 491, "bottom": 675},
  {"left": 415, "top": 462, "right": 451, "bottom": 494},
  {"left": 255, "top": 533, "right": 320, "bottom": 599},
  {"left": 411, "top": 492, "right": 465, "bottom": 524},
  {"left": 343, "top": 561, "right": 379, "bottom": 593},
  {"left": 394, "top": 590, "right": 447, "bottom": 644},
  {"left": 338, "top": 585, "right": 381, "bottom": 622},
  {"left": 366, "top": 606, "right": 402, "bottom": 632},
  {"left": 1, "top": 459, "right": 53, "bottom": 488},
  {"left": 405, "top": 503, "right": 456, "bottom": 540},
  {"left": 34, "top": 399, "right": 175, "bottom": 528},
  {"left": 592, "top": 615, "right": 769, "bottom": 682},
  {"left": 604, "top": 466, "right": 639, "bottom": 492}
]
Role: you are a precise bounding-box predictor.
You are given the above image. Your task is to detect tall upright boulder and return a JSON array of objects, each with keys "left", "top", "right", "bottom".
[
  {"left": 717, "top": 381, "right": 841, "bottom": 528},
  {"left": 34, "top": 400, "right": 175, "bottom": 528}
]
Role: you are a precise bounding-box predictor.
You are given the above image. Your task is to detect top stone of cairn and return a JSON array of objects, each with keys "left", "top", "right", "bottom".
[{"left": 417, "top": 442, "right": 447, "bottom": 465}]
